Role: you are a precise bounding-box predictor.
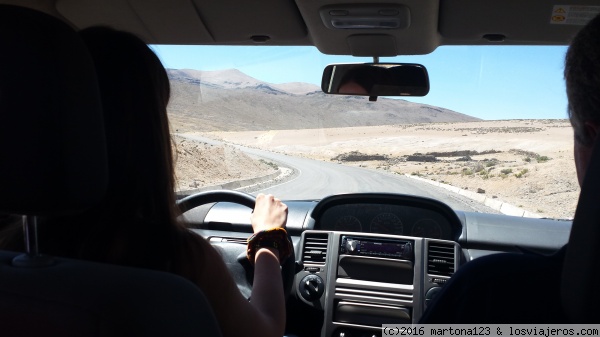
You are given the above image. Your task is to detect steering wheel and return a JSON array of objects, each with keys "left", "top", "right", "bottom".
[{"left": 178, "top": 190, "right": 296, "bottom": 300}]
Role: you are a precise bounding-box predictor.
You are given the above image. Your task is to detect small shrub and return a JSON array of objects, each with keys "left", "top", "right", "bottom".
[
  {"left": 524, "top": 157, "right": 531, "bottom": 162},
  {"left": 536, "top": 155, "right": 550, "bottom": 163},
  {"left": 259, "top": 159, "right": 278, "bottom": 170},
  {"left": 462, "top": 169, "right": 474, "bottom": 176},
  {"left": 477, "top": 169, "right": 489, "bottom": 180},
  {"left": 501, "top": 168, "right": 513, "bottom": 174},
  {"left": 515, "top": 168, "right": 529, "bottom": 178}
]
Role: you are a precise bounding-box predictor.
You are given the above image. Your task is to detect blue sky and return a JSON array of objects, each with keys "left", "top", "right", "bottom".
[{"left": 152, "top": 45, "right": 569, "bottom": 121}]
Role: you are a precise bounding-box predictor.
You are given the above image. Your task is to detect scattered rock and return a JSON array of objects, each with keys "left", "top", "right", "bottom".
[
  {"left": 425, "top": 150, "right": 501, "bottom": 157},
  {"left": 477, "top": 188, "right": 485, "bottom": 194},
  {"left": 509, "top": 149, "right": 539, "bottom": 157},
  {"left": 454, "top": 127, "right": 544, "bottom": 134},
  {"left": 406, "top": 154, "right": 437, "bottom": 162},
  {"left": 332, "top": 151, "right": 387, "bottom": 162}
]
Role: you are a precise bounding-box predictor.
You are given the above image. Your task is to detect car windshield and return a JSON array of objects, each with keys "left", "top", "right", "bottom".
[{"left": 152, "top": 44, "right": 576, "bottom": 220}]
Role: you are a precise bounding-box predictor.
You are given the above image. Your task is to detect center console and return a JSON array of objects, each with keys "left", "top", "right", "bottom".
[{"left": 296, "top": 230, "right": 460, "bottom": 337}]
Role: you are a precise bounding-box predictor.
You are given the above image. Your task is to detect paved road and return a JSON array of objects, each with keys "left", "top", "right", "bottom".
[{"left": 180, "top": 134, "right": 497, "bottom": 213}]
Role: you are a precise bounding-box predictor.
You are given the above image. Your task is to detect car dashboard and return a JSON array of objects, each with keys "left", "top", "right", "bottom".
[
  {"left": 184, "top": 192, "right": 571, "bottom": 337},
  {"left": 313, "top": 194, "right": 460, "bottom": 240}
]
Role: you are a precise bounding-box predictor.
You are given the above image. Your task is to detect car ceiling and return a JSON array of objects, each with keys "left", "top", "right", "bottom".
[{"left": 3, "top": 0, "right": 597, "bottom": 56}]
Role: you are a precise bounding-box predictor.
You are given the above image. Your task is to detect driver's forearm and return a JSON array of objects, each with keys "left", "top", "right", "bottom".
[{"left": 251, "top": 247, "right": 285, "bottom": 337}]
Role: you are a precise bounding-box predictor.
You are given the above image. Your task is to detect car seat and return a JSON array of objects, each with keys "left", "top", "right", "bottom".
[{"left": 0, "top": 5, "right": 222, "bottom": 336}]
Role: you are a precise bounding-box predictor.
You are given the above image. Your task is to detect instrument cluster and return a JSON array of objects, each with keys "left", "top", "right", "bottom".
[{"left": 316, "top": 201, "right": 455, "bottom": 240}]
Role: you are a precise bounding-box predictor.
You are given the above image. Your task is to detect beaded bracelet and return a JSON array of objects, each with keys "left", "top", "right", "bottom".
[{"left": 247, "top": 228, "right": 293, "bottom": 265}]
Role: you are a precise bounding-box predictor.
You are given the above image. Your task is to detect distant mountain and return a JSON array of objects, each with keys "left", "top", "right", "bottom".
[
  {"left": 169, "top": 69, "right": 271, "bottom": 89},
  {"left": 167, "top": 68, "right": 480, "bottom": 132},
  {"left": 271, "top": 82, "right": 321, "bottom": 95}
]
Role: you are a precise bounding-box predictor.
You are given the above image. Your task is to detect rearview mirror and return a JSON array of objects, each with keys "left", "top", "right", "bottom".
[{"left": 321, "top": 63, "right": 430, "bottom": 97}]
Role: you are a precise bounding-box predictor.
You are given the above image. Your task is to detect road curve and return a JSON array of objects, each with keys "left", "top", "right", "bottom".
[{"left": 179, "top": 134, "right": 497, "bottom": 213}]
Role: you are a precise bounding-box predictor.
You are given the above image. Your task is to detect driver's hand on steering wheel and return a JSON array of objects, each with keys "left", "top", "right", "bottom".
[
  {"left": 251, "top": 193, "right": 288, "bottom": 233},
  {"left": 249, "top": 194, "right": 293, "bottom": 266}
]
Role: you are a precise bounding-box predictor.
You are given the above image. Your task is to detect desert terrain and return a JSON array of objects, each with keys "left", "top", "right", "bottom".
[
  {"left": 167, "top": 70, "right": 578, "bottom": 219},
  {"left": 177, "top": 119, "right": 578, "bottom": 220}
]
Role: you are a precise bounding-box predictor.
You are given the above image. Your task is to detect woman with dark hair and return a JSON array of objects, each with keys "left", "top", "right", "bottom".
[{"left": 0, "top": 26, "right": 288, "bottom": 337}]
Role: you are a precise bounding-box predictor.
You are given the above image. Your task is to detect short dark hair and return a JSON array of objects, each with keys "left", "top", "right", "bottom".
[{"left": 565, "top": 14, "right": 600, "bottom": 146}]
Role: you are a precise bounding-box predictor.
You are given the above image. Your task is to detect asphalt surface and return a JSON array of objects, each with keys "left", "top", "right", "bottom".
[{"left": 180, "top": 134, "right": 498, "bottom": 213}]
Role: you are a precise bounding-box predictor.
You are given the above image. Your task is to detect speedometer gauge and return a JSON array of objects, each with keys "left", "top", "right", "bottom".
[
  {"left": 370, "top": 213, "right": 403, "bottom": 234},
  {"left": 334, "top": 215, "right": 362, "bottom": 232},
  {"left": 411, "top": 219, "right": 442, "bottom": 239}
]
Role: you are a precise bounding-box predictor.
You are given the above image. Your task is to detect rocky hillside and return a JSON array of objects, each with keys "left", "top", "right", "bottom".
[
  {"left": 167, "top": 68, "right": 480, "bottom": 132},
  {"left": 173, "top": 135, "right": 276, "bottom": 191}
]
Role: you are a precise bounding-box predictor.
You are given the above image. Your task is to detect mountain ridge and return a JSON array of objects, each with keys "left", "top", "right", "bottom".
[{"left": 166, "top": 68, "right": 480, "bottom": 132}]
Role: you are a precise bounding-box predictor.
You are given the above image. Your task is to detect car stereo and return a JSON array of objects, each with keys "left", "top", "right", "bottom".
[{"left": 340, "top": 236, "right": 413, "bottom": 260}]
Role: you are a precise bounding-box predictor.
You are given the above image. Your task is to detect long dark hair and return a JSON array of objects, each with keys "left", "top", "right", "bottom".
[{"left": 71, "top": 26, "right": 182, "bottom": 269}]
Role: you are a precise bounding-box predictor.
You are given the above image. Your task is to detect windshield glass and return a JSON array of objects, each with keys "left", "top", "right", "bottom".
[{"left": 153, "top": 45, "right": 577, "bottom": 220}]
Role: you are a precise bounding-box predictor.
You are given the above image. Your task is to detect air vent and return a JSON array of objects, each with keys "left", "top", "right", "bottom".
[
  {"left": 427, "top": 241, "right": 456, "bottom": 277},
  {"left": 302, "top": 233, "right": 329, "bottom": 264}
]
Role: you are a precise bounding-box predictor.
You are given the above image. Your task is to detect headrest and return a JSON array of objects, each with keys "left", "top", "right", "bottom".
[{"left": 0, "top": 5, "right": 107, "bottom": 216}]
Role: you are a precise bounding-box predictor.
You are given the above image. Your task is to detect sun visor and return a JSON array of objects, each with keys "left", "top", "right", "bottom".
[{"left": 439, "top": 0, "right": 600, "bottom": 45}]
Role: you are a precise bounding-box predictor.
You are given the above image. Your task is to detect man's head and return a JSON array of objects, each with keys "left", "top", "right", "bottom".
[{"left": 565, "top": 13, "right": 600, "bottom": 185}]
